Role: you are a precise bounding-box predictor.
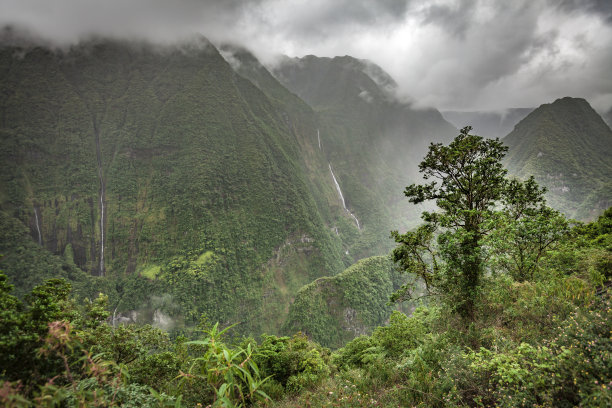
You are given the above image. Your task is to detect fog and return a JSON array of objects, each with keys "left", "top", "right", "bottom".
[{"left": 1, "top": 0, "right": 611, "bottom": 112}]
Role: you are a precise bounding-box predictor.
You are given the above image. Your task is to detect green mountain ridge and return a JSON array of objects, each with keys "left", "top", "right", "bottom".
[
  {"left": 217, "top": 44, "right": 360, "bottom": 250},
  {"left": 2, "top": 36, "right": 610, "bottom": 343},
  {"left": 272, "top": 54, "right": 458, "bottom": 258},
  {"left": 0, "top": 37, "right": 349, "bottom": 334},
  {"left": 282, "top": 255, "right": 408, "bottom": 348},
  {"left": 503, "top": 97, "right": 612, "bottom": 220}
]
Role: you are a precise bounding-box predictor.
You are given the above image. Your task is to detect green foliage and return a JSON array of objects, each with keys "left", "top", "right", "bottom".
[
  {"left": 181, "top": 323, "right": 271, "bottom": 407},
  {"left": 488, "top": 177, "right": 570, "bottom": 281},
  {"left": 394, "top": 126, "right": 512, "bottom": 320},
  {"left": 0, "top": 39, "right": 346, "bottom": 337},
  {"left": 261, "top": 370, "right": 386, "bottom": 408},
  {"left": 503, "top": 97, "right": 612, "bottom": 220},
  {"left": 0, "top": 274, "right": 26, "bottom": 381},
  {"left": 464, "top": 296, "right": 612, "bottom": 407},
  {"left": 254, "top": 333, "right": 330, "bottom": 395},
  {"left": 283, "top": 255, "right": 408, "bottom": 348},
  {"left": 87, "top": 323, "right": 171, "bottom": 365},
  {"left": 393, "top": 127, "right": 568, "bottom": 322},
  {"left": 295, "top": 207, "right": 612, "bottom": 408},
  {"left": 0, "top": 318, "right": 176, "bottom": 408},
  {"left": 371, "top": 310, "right": 430, "bottom": 359},
  {"left": 0, "top": 273, "right": 79, "bottom": 389}
]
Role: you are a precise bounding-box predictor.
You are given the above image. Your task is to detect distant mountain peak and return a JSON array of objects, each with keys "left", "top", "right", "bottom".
[{"left": 503, "top": 96, "right": 612, "bottom": 220}]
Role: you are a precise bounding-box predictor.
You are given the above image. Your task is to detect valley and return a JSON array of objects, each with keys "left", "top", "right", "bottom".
[
  {"left": 1, "top": 36, "right": 611, "bottom": 342},
  {"left": 0, "top": 30, "right": 610, "bottom": 407}
]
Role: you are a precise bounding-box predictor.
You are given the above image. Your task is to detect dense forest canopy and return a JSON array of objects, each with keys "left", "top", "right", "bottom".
[
  {"left": 1, "top": 127, "right": 610, "bottom": 407},
  {"left": 0, "top": 11, "right": 610, "bottom": 404}
]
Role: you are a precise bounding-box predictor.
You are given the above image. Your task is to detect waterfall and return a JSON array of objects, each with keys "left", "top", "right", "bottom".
[
  {"left": 93, "top": 117, "right": 105, "bottom": 277},
  {"left": 33, "top": 207, "right": 42, "bottom": 245},
  {"left": 99, "top": 187, "right": 105, "bottom": 275},
  {"left": 317, "top": 129, "right": 321, "bottom": 150},
  {"left": 329, "top": 164, "right": 361, "bottom": 230}
]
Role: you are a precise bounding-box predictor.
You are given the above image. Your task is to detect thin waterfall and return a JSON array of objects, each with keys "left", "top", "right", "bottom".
[
  {"left": 99, "top": 187, "right": 105, "bottom": 275},
  {"left": 93, "top": 117, "right": 105, "bottom": 277},
  {"left": 317, "top": 129, "right": 321, "bottom": 150},
  {"left": 328, "top": 164, "right": 361, "bottom": 230},
  {"left": 33, "top": 207, "right": 42, "bottom": 245}
]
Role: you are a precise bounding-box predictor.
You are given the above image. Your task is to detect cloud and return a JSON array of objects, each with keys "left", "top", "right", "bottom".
[{"left": 0, "top": 0, "right": 610, "bottom": 112}]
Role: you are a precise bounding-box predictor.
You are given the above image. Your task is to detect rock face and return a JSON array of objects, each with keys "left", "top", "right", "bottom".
[{"left": 503, "top": 97, "right": 612, "bottom": 220}]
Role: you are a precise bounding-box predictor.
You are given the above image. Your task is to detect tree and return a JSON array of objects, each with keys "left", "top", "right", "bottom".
[
  {"left": 391, "top": 126, "right": 563, "bottom": 321},
  {"left": 488, "top": 177, "right": 569, "bottom": 281},
  {"left": 0, "top": 273, "right": 78, "bottom": 391}
]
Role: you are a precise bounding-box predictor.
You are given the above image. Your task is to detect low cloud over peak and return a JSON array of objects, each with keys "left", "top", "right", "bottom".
[{"left": 1, "top": 0, "right": 610, "bottom": 113}]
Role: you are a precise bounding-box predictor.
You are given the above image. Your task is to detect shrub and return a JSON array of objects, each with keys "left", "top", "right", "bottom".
[{"left": 255, "top": 333, "right": 330, "bottom": 395}]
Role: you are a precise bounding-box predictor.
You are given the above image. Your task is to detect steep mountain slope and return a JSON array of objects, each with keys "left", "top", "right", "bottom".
[
  {"left": 272, "top": 55, "right": 457, "bottom": 259},
  {"left": 503, "top": 97, "right": 612, "bottom": 220},
  {"left": 441, "top": 108, "right": 533, "bottom": 139},
  {"left": 0, "top": 37, "right": 346, "bottom": 334},
  {"left": 283, "top": 255, "right": 408, "bottom": 348},
  {"left": 218, "top": 45, "right": 352, "bottom": 242},
  {"left": 603, "top": 107, "right": 612, "bottom": 128}
]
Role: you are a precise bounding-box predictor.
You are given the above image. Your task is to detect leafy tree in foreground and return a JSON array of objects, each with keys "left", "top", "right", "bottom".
[
  {"left": 391, "top": 126, "right": 566, "bottom": 321},
  {"left": 489, "top": 177, "right": 570, "bottom": 281}
]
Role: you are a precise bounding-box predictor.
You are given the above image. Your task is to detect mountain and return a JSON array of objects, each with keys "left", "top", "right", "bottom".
[
  {"left": 217, "top": 45, "right": 353, "bottom": 240},
  {"left": 272, "top": 55, "right": 457, "bottom": 259},
  {"left": 603, "top": 107, "right": 612, "bottom": 128},
  {"left": 282, "top": 255, "right": 408, "bottom": 348},
  {"left": 441, "top": 108, "right": 533, "bottom": 139},
  {"left": 0, "top": 37, "right": 352, "bottom": 335},
  {"left": 503, "top": 97, "right": 612, "bottom": 220}
]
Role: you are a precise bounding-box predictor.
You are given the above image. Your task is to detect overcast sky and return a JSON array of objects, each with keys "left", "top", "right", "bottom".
[{"left": 1, "top": 0, "right": 611, "bottom": 112}]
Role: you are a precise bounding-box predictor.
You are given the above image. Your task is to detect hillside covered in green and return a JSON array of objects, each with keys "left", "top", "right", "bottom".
[
  {"left": 503, "top": 97, "right": 612, "bottom": 220},
  {"left": 1, "top": 159, "right": 609, "bottom": 407},
  {"left": 0, "top": 37, "right": 353, "bottom": 335},
  {"left": 272, "top": 55, "right": 458, "bottom": 258},
  {"left": 283, "top": 255, "right": 409, "bottom": 349}
]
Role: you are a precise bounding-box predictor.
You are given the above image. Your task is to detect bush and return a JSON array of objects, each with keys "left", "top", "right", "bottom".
[
  {"left": 463, "top": 295, "right": 612, "bottom": 407},
  {"left": 255, "top": 333, "right": 330, "bottom": 395}
]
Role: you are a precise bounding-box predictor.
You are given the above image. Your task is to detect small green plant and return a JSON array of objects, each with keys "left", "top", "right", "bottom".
[{"left": 181, "top": 323, "right": 271, "bottom": 407}]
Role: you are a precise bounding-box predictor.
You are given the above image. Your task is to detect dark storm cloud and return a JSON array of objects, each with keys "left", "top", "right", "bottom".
[
  {"left": 556, "top": 0, "right": 612, "bottom": 23},
  {"left": 0, "top": 0, "right": 260, "bottom": 44},
  {"left": 419, "top": 0, "right": 478, "bottom": 37},
  {"left": 0, "top": 0, "right": 610, "bottom": 112}
]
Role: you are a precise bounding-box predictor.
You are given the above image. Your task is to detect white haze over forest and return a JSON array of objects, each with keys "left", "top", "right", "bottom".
[{"left": 1, "top": 0, "right": 611, "bottom": 113}]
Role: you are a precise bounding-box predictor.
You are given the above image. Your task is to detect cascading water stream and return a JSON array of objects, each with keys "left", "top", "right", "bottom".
[
  {"left": 33, "top": 206, "right": 42, "bottom": 245},
  {"left": 93, "top": 117, "right": 105, "bottom": 276},
  {"left": 99, "top": 183, "right": 105, "bottom": 275},
  {"left": 328, "top": 163, "right": 361, "bottom": 230},
  {"left": 317, "top": 129, "right": 321, "bottom": 150}
]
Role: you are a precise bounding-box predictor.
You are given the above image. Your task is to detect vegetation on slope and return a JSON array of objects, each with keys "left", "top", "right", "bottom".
[
  {"left": 273, "top": 55, "right": 458, "bottom": 259},
  {"left": 1, "top": 206, "right": 609, "bottom": 408},
  {"left": 1, "top": 130, "right": 610, "bottom": 407},
  {"left": 283, "top": 255, "right": 409, "bottom": 348},
  {"left": 0, "top": 37, "right": 347, "bottom": 335},
  {"left": 503, "top": 97, "right": 612, "bottom": 220}
]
